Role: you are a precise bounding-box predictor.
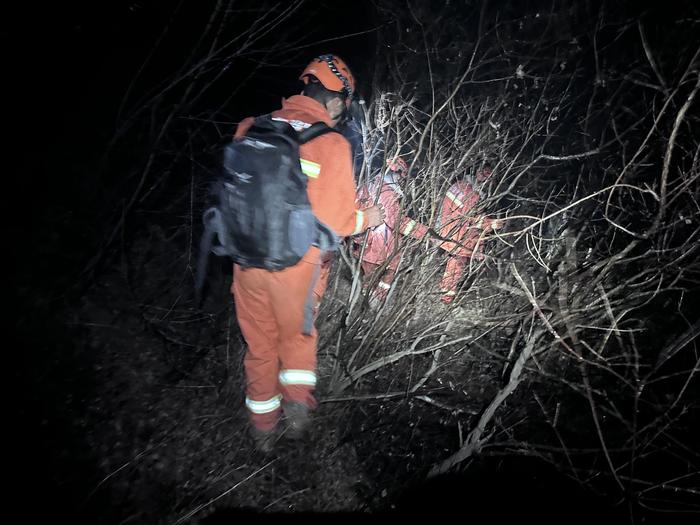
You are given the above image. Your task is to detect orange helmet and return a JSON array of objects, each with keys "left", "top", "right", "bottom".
[{"left": 299, "top": 54, "right": 356, "bottom": 99}]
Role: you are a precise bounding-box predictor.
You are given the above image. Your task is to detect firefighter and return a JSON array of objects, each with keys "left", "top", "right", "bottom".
[
  {"left": 355, "top": 156, "right": 430, "bottom": 305},
  {"left": 437, "top": 165, "right": 504, "bottom": 304},
  {"left": 232, "top": 55, "right": 385, "bottom": 451}
]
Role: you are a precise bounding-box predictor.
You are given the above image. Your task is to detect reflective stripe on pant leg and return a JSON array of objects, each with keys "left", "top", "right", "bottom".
[
  {"left": 246, "top": 394, "right": 283, "bottom": 414},
  {"left": 233, "top": 266, "right": 282, "bottom": 432},
  {"left": 279, "top": 369, "right": 317, "bottom": 387},
  {"left": 245, "top": 395, "right": 282, "bottom": 432},
  {"left": 279, "top": 369, "right": 317, "bottom": 409},
  {"left": 270, "top": 261, "right": 318, "bottom": 408}
]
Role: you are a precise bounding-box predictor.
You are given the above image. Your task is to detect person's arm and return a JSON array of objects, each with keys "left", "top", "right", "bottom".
[
  {"left": 398, "top": 215, "right": 429, "bottom": 240},
  {"left": 306, "top": 133, "right": 383, "bottom": 237}
]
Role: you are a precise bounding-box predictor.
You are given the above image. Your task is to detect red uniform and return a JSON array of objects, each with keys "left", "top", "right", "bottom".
[
  {"left": 232, "top": 95, "right": 369, "bottom": 430},
  {"left": 438, "top": 179, "right": 494, "bottom": 302}
]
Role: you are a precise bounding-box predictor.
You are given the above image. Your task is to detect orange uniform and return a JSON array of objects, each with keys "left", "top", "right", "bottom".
[
  {"left": 355, "top": 174, "right": 429, "bottom": 300},
  {"left": 438, "top": 178, "right": 495, "bottom": 302},
  {"left": 232, "top": 95, "right": 369, "bottom": 430}
]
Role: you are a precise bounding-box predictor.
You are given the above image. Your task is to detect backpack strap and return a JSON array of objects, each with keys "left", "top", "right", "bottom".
[
  {"left": 254, "top": 115, "right": 337, "bottom": 144},
  {"left": 297, "top": 122, "right": 339, "bottom": 144}
]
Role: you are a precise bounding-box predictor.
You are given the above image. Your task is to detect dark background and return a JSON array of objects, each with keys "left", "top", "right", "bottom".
[
  {"left": 6, "top": 1, "right": 699, "bottom": 523},
  {"left": 6, "top": 2, "right": 379, "bottom": 522}
]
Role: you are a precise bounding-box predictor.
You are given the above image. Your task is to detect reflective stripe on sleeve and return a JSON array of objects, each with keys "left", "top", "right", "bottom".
[
  {"left": 245, "top": 395, "right": 282, "bottom": 414},
  {"left": 300, "top": 158, "right": 321, "bottom": 178},
  {"left": 402, "top": 219, "right": 417, "bottom": 236},
  {"left": 446, "top": 190, "right": 464, "bottom": 207},
  {"left": 279, "top": 369, "right": 317, "bottom": 387},
  {"left": 377, "top": 281, "right": 391, "bottom": 290},
  {"left": 352, "top": 210, "right": 365, "bottom": 235}
]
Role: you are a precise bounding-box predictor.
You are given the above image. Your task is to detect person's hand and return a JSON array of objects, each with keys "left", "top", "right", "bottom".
[
  {"left": 491, "top": 218, "right": 505, "bottom": 230},
  {"left": 364, "top": 205, "right": 386, "bottom": 229}
]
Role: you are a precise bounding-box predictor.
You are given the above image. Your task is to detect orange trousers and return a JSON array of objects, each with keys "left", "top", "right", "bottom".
[
  {"left": 439, "top": 248, "right": 486, "bottom": 299},
  {"left": 439, "top": 255, "right": 467, "bottom": 294},
  {"left": 232, "top": 259, "right": 321, "bottom": 431}
]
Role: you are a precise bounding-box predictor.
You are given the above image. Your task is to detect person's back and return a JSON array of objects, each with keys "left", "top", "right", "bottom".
[
  {"left": 358, "top": 173, "right": 403, "bottom": 265},
  {"left": 438, "top": 166, "right": 503, "bottom": 303},
  {"left": 230, "top": 55, "right": 384, "bottom": 452},
  {"left": 236, "top": 95, "right": 366, "bottom": 263},
  {"left": 439, "top": 179, "right": 484, "bottom": 256}
]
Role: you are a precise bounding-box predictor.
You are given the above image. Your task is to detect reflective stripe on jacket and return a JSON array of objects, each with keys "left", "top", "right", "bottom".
[{"left": 438, "top": 181, "right": 493, "bottom": 258}]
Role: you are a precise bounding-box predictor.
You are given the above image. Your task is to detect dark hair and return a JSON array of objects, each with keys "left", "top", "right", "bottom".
[{"left": 302, "top": 76, "right": 347, "bottom": 106}]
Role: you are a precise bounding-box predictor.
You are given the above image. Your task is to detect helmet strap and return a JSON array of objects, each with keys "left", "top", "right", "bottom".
[{"left": 318, "top": 54, "right": 353, "bottom": 98}]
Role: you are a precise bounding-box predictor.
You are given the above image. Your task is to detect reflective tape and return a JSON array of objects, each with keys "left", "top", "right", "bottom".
[
  {"left": 353, "top": 210, "right": 365, "bottom": 235},
  {"left": 402, "top": 219, "right": 417, "bottom": 236},
  {"left": 440, "top": 290, "right": 457, "bottom": 296},
  {"left": 446, "top": 190, "right": 464, "bottom": 207},
  {"left": 300, "top": 158, "right": 321, "bottom": 178},
  {"left": 245, "top": 395, "right": 282, "bottom": 414},
  {"left": 279, "top": 369, "right": 317, "bottom": 387},
  {"left": 377, "top": 281, "right": 391, "bottom": 290},
  {"left": 271, "top": 117, "right": 311, "bottom": 131}
]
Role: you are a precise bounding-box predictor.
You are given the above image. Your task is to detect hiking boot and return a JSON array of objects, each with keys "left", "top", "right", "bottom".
[
  {"left": 249, "top": 426, "right": 277, "bottom": 453},
  {"left": 283, "top": 402, "right": 311, "bottom": 440}
]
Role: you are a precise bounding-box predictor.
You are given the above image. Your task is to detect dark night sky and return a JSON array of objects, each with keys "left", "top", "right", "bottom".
[
  {"left": 7, "top": 0, "right": 381, "bottom": 300},
  {"left": 7, "top": 1, "right": 379, "bottom": 237},
  {"left": 9, "top": 1, "right": 378, "bottom": 136}
]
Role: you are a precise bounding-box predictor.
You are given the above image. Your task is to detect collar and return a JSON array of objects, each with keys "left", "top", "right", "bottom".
[{"left": 279, "top": 95, "right": 334, "bottom": 127}]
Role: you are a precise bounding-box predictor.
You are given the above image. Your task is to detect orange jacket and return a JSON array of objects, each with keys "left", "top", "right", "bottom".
[
  {"left": 234, "top": 95, "right": 369, "bottom": 264},
  {"left": 438, "top": 181, "right": 494, "bottom": 258},
  {"left": 356, "top": 177, "right": 429, "bottom": 265}
]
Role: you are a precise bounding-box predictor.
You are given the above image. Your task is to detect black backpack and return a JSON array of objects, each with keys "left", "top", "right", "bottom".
[{"left": 195, "top": 115, "right": 339, "bottom": 301}]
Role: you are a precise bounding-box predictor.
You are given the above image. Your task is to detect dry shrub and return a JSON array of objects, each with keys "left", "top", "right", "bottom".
[{"left": 312, "top": 1, "right": 699, "bottom": 516}]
